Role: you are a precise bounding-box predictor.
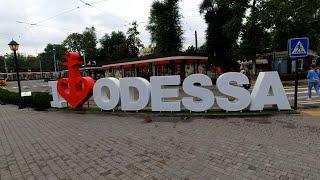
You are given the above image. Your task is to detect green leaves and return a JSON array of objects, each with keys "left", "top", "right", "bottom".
[
  {"left": 38, "top": 44, "right": 67, "bottom": 72},
  {"left": 63, "top": 26, "right": 98, "bottom": 66},
  {"left": 99, "top": 22, "right": 144, "bottom": 63},
  {"left": 127, "top": 22, "right": 144, "bottom": 58},
  {"left": 200, "top": 0, "right": 320, "bottom": 69},
  {"left": 63, "top": 33, "right": 83, "bottom": 52},
  {"left": 240, "top": 0, "right": 320, "bottom": 61},
  {"left": 147, "top": 0, "right": 183, "bottom": 54},
  {"left": 200, "top": 0, "right": 249, "bottom": 70},
  {"left": 99, "top": 31, "right": 128, "bottom": 62}
]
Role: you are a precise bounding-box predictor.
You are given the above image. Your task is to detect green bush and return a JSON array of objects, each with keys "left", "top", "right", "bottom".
[
  {"left": 43, "top": 78, "right": 51, "bottom": 82},
  {"left": 0, "top": 88, "right": 52, "bottom": 110},
  {"left": 31, "top": 92, "right": 52, "bottom": 110},
  {"left": 279, "top": 71, "right": 308, "bottom": 81},
  {"left": 0, "top": 88, "right": 19, "bottom": 104}
]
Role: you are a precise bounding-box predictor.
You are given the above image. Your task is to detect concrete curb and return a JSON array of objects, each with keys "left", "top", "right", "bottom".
[{"left": 50, "top": 108, "right": 299, "bottom": 118}]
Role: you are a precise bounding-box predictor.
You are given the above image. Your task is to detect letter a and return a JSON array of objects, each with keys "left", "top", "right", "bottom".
[{"left": 250, "top": 72, "right": 291, "bottom": 111}]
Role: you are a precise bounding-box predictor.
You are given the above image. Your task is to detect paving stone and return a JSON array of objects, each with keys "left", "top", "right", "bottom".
[{"left": 0, "top": 105, "right": 320, "bottom": 179}]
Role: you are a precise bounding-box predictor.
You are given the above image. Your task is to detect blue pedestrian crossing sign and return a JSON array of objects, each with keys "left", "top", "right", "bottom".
[{"left": 288, "top": 37, "right": 309, "bottom": 58}]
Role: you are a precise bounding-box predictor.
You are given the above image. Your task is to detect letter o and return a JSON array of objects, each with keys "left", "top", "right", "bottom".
[{"left": 93, "top": 78, "right": 120, "bottom": 110}]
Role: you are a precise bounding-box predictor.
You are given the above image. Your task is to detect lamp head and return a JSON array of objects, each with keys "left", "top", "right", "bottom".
[{"left": 8, "top": 40, "right": 19, "bottom": 51}]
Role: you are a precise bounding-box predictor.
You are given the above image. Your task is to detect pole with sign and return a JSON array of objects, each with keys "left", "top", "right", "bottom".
[{"left": 288, "top": 37, "right": 309, "bottom": 110}]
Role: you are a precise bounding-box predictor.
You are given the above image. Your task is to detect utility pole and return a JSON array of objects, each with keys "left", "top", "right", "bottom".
[
  {"left": 195, "top": 30, "right": 198, "bottom": 51},
  {"left": 53, "top": 47, "right": 57, "bottom": 78},
  {"left": 82, "top": 51, "right": 87, "bottom": 67},
  {"left": 39, "top": 58, "right": 43, "bottom": 79},
  {"left": 57, "top": 59, "right": 60, "bottom": 72}
]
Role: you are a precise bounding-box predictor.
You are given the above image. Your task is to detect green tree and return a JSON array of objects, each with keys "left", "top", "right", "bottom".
[
  {"left": 2, "top": 53, "right": 20, "bottom": 73},
  {"left": 199, "top": 43, "right": 207, "bottom": 53},
  {"left": 200, "top": 0, "right": 249, "bottom": 70},
  {"left": 63, "top": 27, "right": 98, "bottom": 66},
  {"left": 82, "top": 26, "right": 98, "bottom": 65},
  {"left": 147, "top": 0, "right": 183, "bottom": 54},
  {"left": 127, "top": 22, "right": 144, "bottom": 58},
  {"left": 99, "top": 31, "right": 129, "bottom": 63},
  {"left": 0, "top": 56, "right": 6, "bottom": 73},
  {"left": 1, "top": 53, "right": 39, "bottom": 72},
  {"left": 37, "top": 44, "right": 67, "bottom": 72},
  {"left": 63, "top": 33, "right": 83, "bottom": 52},
  {"left": 25, "top": 56, "right": 39, "bottom": 72},
  {"left": 240, "top": 0, "right": 272, "bottom": 61},
  {"left": 185, "top": 46, "right": 197, "bottom": 53},
  {"left": 257, "top": 0, "right": 320, "bottom": 52}
]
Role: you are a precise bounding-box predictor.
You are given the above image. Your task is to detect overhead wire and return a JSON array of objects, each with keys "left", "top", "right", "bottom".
[
  {"left": 78, "top": 0, "right": 130, "bottom": 25},
  {"left": 14, "top": 0, "right": 109, "bottom": 39},
  {"left": 18, "top": 0, "right": 108, "bottom": 26},
  {"left": 15, "top": 0, "right": 141, "bottom": 38},
  {"left": 34, "top": 6, "right": 84, "bottom": 25},
  {"left": 9, "top": 0, "right": 205, "bottom": 55},
  {"left": 11, "top": 0, "right": 30, "bottom": 41},
  {"left": 11, "top": 0, "right": 114, "bottom": 55}
]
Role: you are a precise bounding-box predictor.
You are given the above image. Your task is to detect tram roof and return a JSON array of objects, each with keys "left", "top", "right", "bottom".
[{"left": 102, "top": 56, "right": 208, "bottom": 68}]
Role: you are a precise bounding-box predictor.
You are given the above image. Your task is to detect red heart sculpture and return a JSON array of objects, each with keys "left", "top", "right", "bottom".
[
  {"left": 57, "top": 77, "right": 94, "bottom": 109},
  {"left": 57, "top": 52, "right": 95, "bottom": 109}
]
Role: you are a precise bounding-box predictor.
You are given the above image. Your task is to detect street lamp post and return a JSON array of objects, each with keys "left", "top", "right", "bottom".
[{"left": 8, "top": 40, "right": 24, "bottom": 109}]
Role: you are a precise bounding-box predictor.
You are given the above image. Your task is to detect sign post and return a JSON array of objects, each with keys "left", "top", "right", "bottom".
[{"left": 288, "top": 37, "right": 309, "bottom": 110}]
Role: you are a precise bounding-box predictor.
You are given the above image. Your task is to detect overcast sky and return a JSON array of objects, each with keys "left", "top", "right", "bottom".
[{"left": 0, "top": 0, "right": 207, "bottom": 56}]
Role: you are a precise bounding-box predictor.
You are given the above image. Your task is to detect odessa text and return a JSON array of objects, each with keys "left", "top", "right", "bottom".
[{"left": 50, "top": 72, "right": 291, "bottom": 112}]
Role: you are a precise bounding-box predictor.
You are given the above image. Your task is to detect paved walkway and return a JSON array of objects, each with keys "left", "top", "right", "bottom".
[
  {"left": 303, "top": 109, "right": 320, "bottom": 117},
  {"left": 0, "top": 105, "right": 320, "bottom": 180}
]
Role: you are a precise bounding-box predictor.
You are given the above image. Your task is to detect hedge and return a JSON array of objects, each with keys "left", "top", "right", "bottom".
[
  {"left": 279, "top": 71, "right": 308, "bottom": 81},
  {"left": 0, "top": 88, "right": 52, "bottom": 110}
]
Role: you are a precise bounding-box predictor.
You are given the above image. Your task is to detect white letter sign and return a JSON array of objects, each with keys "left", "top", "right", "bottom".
[
  {"left": 216, "top": 72, "right": 251, "bottom": 112},
  {"left": 250, "top": 72, "right": 291, "bottom": 111},
  {"left": 52, "top": 72, "right": 291, "bottom": 112},
  {"left": 93, "top": 78, "right": 120, "bottom": 111},
  {"left": 49, "top": 81, "right": 67, "bottom": 108},
  {"left": 182, "top": 74, "right": 215, "bottom": 112},
  {"left": 120, "top": 77, "right": 150, "bottom": 111},
  {"left": 150, "top": 76, "right": 181, "bottom": 112}
]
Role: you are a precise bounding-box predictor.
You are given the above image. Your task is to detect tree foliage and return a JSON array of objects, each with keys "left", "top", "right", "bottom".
[
  {"left": 200, "top": 0, "right": 249, "bottom": 70},
  {"left": 147, "top": 0, "right": 183, "bottom": 54},
  {"left": 240, "top": 0, "right": 320, "bottom": 61},
  {"left": 200, "top": 0, "right": 319, "bottom": 69},
  {"left": 0, "top": 56, "right": 6, "bottom": 73},
  {"left": 99, "top": 22, "right": 143, "bottom": 63},
  {"left": 257, "top": 0, "right": 320, "bottom": 52},
  {"left": 63, "top": 26, "right": 98, "bottom": 65},
  {"left": 1, "top": 53, "right": 41, "bottom": 73},
  {"left": 63, "top": 33, "right": 83, "bottom": 52},
  {"left": 240, "top": 0, "right": 272, "bottom": 61},
  {"left": 99, "top": 31, "right": 129, "bottom": 63},
  {"left": 82, "top": 26, "right": 98, "bottom": 65},
  {"left": 37, "top": 44, "right": 67, "bottom": 72},
  {"left": 127, "top": 22, "right": 144, "bottom": 58}
]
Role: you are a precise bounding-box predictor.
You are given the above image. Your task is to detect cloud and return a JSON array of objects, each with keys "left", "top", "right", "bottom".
[{"left": 0, "top": 0, "right": 207, "bottom": 56}]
